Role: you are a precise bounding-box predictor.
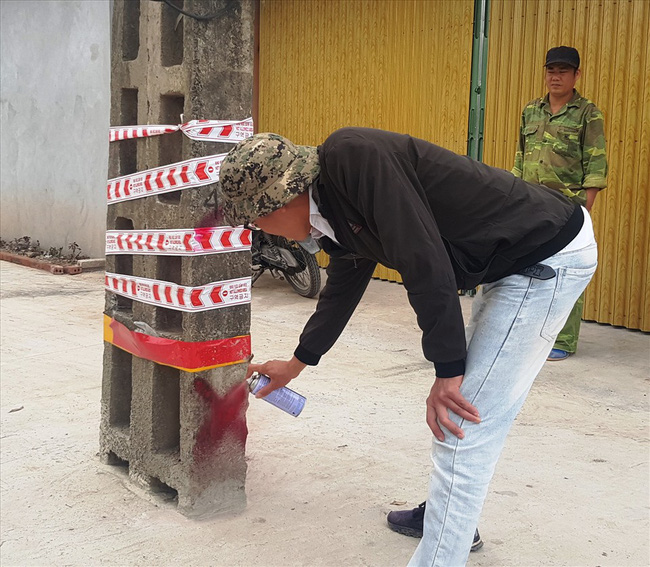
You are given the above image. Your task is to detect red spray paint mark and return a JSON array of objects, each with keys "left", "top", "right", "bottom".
[
  {"left": 193, "top": 227, "right": 214, "bottom": 249},
  {"left": 193, "top": 378, "right": 248, "bottom": 463},
  {"left": 196, "top": 210, "right": 220, "bottom": 229}
]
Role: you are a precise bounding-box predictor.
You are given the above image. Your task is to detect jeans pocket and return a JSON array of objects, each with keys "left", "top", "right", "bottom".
[{"left": 539, "top": 264, "right": 596, "bottom": 342}]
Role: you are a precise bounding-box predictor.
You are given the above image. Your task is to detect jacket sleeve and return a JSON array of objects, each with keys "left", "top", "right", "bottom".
[
  {"left": 295, "top": 255, "right": 377, "bottom": 365},
  {"left": 320, "top": 133, "right": 467, "bottom": 377},
  {"left": 581, "top": 105, "right": 608, "bottom": 190}
]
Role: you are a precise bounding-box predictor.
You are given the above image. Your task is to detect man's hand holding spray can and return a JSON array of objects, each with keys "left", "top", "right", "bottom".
[{"left": 246, "top": 356, "right": 307, "bottom": 417}]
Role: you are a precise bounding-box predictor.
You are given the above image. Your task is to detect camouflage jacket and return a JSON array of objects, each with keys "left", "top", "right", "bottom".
[{"left": 511, "top": 90, "right": 608, "bottom": 205}]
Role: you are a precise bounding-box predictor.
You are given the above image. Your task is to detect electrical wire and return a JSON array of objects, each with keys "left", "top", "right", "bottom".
[{"left": 154, "top": 0, "right": 235, "bottom": 22}]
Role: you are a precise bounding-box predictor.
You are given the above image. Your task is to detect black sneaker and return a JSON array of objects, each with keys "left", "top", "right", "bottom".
[{"left": 387, "top": 502, "right": 484, "bottom": 552}]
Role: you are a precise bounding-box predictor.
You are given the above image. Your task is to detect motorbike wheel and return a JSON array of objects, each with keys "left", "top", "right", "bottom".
[{"left": 285, "top": 245, "right": 321, "bottom": 298}]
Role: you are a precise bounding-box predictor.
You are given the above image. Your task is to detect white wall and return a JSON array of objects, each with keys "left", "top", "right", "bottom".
[{"left": 0, "top": 0, "right": 111, "bottom": 258}]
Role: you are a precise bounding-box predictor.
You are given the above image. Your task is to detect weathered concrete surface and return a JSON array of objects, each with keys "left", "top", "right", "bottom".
[
  {"left": 0, "top": 0, "right": 110, "bottom": 258},
  {"left": 101, "top": 0, "right": 254, "bottom": 515},
  {"left": 1, "top": 260, "right": 648, "bottom": 566}
]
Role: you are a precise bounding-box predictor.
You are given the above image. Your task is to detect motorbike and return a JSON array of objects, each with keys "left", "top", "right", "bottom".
[{"left": 250, "top": 230, "right": 322, "bottom": 298}]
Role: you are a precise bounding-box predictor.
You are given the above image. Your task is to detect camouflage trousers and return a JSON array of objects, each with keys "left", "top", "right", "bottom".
[{"left": 554, "top": 291, "right": 585, "bottom": 353}]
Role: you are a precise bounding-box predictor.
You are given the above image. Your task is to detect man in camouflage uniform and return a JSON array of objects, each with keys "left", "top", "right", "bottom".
[{"left": 512, "top": 46, "right": 608, "bottom": 361}]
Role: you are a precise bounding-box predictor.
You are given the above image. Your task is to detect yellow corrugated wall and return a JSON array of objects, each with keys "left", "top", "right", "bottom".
[
  {"left": 258, "top": 0, "right": 474, "bottom": 282},
  {"left": 483, "top": 0, "right": 650, "bottom": 331}
]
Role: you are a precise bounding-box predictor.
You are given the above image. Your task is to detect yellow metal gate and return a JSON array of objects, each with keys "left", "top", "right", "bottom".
[
  {"left": 258, "top": 0, "right": 650, "bottom": 331},
  {"left": 483, "top": 0, "right": 650, "bottom": 331},
  {"left": 257, "top": 0, "right": 474, "bottom": 282}
]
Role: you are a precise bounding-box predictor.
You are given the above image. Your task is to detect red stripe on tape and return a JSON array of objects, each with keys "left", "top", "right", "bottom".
[
  {"left": 180, "top": 165, "right": 189, "bottom": 184},
  {"left": 195, "top": 162, "right": 209, "bottom": 181},
  {"left": 167, "top": 168, "right": 177, "bottom": 187},
  {"left": 190, "top": 289, "right": 203, "bottom": 307},
  {"left": 194, "top": 228, "right": 213, "bottom": 250},
  {"left": 210, "top": 286, "right": 223, "bottom": 304},
  {"left": 220, "top": 230, "right": 232, "bottom": 248}
]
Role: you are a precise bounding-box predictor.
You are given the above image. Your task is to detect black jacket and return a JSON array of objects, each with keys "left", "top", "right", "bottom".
[{"left": 294, "top": 128, "right": 583, "bottom": 377}]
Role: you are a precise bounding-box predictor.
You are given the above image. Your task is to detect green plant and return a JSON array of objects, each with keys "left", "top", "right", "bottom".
[{"left": 68, "top": 242, "right": 82, "bottom": 261}]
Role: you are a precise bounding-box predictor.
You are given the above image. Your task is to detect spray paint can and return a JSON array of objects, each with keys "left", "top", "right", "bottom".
[{"left": 247, "top": 373, "right": 306, "bottom": 417}]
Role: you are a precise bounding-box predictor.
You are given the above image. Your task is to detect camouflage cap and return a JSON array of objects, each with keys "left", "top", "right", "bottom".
[{"left": 219, "top": 133, "right": 320, "bottom": 226}]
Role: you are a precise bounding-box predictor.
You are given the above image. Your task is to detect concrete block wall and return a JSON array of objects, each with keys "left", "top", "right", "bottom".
[{"left": 100, "top": 0, "right": 254, "bottom": 517}]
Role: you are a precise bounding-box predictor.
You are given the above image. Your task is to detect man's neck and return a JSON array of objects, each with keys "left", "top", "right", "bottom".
[{"left": 548, "top": 90, "right": 575, "bottom": 114}]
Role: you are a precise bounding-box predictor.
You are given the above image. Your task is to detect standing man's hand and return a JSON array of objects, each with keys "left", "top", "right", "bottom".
[
  {"left": 426, "top": 375, "right": 481, "bottom": 441},
  {"left": 246, "top": 356, "right": 307, "bottom": 397},
  {"left": 585, "top": 188, "right": 599, "bottom": 212}
]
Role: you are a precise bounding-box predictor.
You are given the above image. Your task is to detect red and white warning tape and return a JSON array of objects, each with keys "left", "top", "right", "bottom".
[
  {"left": 109, "top": 117, "right": 253, "bottom": 144},
  {"left": 106, "top": 153, "right": 226, "bottom": 204},
  {"left": 109, "top": 125, "right": 179, "bottom": 142},
  {"left": 105, "top": 227, "right": 251, "bottom": 255},
  {"left": 105, "top": 272, "right": 251, "bottom": 312},
  {"left": 180, "top": 118, "right": 254, "bottom": 143}
]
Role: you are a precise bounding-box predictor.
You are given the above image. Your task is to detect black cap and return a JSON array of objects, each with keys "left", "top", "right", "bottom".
[{"left": 544, "top": 46, "right": 580, "bottom": 69}]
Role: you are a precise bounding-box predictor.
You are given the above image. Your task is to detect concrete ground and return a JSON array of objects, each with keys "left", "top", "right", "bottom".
[{"left": 0, "top": 260, "right": 648, "bottom": 567}]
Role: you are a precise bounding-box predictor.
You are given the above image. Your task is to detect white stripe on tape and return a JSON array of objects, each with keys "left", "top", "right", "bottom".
[
  {"left": 105, "top": 227, "right": 252, "bottom": 256},
  {"left": 105, "top": 273, "right": 251, "bottom": 312},
  {"left": 180, "top": 118, "right": 254, "bottom": 143},
  {"left": 109, "top": 125, "right": 180, "bottom": 142},
  {"left": 106, "top": 153, "right": 226, "bottom": 204}
]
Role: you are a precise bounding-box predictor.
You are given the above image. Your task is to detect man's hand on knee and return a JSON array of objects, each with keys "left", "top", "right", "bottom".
[{"left": 426, "top": 376, "right": 480, "bottom": 441}]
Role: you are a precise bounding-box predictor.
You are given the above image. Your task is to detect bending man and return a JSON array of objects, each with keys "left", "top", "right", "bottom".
[{"left": 219, "top": 127, "right": 597, "bottom": 566}]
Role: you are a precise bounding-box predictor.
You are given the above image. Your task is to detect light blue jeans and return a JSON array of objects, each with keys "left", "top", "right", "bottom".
[{"left": 408, "top": 237, "right": 598, "bottom": 566}]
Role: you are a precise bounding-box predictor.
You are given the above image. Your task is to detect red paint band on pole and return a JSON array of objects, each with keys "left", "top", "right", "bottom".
[{"left": 104, "top": 315, "right": 251, "bottom": 372}]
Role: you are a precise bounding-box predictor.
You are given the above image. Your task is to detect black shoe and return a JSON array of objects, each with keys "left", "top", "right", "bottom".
[{"left": 387, "top": 502, "right": 484, "bottom": 552}]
